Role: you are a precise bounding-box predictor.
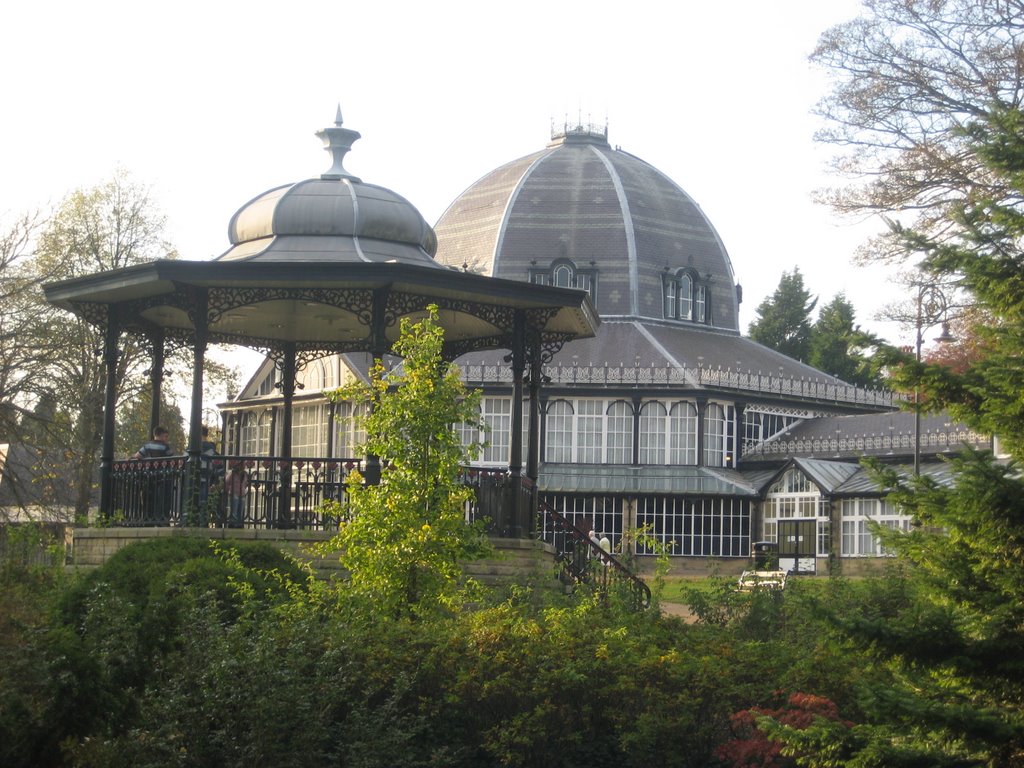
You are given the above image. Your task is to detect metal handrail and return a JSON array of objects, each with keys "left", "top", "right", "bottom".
[{"left": 537, "top": 500, "right": 651, "bottom": 611}]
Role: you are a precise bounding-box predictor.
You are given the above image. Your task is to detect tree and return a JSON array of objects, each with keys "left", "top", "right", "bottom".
[
  {"left": 808, "top": 293, "right": 882, "bottom": 387},
  {"left": 748, "top": 268, "right": 817, "bottom": 362},
  {"left": 812, "top": 0, "right": 1024, "bottom": 266},
  {"left": 762, "top": 98, "right": 1024, "bottom": 768},
  {"left": 26, "top": 171, "right": 179, "bottom": 520},
  {"left": 0, "top": 211, "right": 51, "bottom": 444},
  {"left": 324, "top": 307, "right": 490, "bottom": 618}
]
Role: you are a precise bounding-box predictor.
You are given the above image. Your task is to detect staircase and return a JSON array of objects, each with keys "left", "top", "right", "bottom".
[{"left": 462, "top": 537, "right": 563, "bottom": 594}]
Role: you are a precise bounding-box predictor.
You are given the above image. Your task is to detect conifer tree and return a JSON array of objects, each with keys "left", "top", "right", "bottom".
[
  {"left": 808, "top": 294, "right": 881, "bottom": 388},
  {"left": 747, "top": 268, "right": 817, "bottom": 362},
  {"left": 768, "top": 106, "right": 1024, "bottom": 768}
]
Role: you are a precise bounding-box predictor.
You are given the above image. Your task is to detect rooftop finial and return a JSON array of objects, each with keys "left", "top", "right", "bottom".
[{"left": 317, "top": 105, "right": 362, "bottom": 181}]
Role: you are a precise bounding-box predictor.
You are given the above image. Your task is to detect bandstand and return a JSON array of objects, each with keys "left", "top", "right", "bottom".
[{"left": 42, "top": 110, "right": 598, "bottom": 535}]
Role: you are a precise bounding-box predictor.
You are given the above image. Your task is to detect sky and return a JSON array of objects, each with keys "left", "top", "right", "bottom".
[{"left": 2, "top": 0, "right": 911, "bottom": 373}]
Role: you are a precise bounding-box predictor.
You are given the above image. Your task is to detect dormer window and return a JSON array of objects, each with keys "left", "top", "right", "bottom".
[
  {"left": 530, "top": 259, "right": 597, "bottom": 305},
  {"left": 664, "top": 270, "right": 709, "bottom": 323}
]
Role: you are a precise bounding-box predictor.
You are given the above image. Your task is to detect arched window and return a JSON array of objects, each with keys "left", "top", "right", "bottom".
[
  {"left": 663, "top": 270, "right": 711, "bottom": 323},
  {"left": 703, "top": 403, "right": 727, "bottom": 467},
  {"left": 639, "top": 401, "right": 668, "bottom": 464},
  {"left": 545, "top": 400, "right": 574, "bottom": 462},
  {"left": 663, "top": 271, "right": 693, "bottom": 320},
  {"left": 605, "top": 401, "right": 634, "bottom": 464},
  {"left": 669, "top": 401, "right": 698, "bottom": 465},
  {"left": 552, "top": 263, "right": 573, "bottom": 288}
]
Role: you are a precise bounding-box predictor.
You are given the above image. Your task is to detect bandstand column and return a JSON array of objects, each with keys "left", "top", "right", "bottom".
[
  {"left": 508, "top": 311, "right": 526, "bottom": 477},
  {"left": 149, "top": 329, "right": 165, "bottom": 436},
  {"left": 98, "top": 309, "right": 123, "bottom": 520},
  {"left": 363, "top": 288, "right": 389, "bottom": 485},
  {"left": 186, "top": 289, "right": 209, "bottom": 524},
  {"left": 526, "top": 333, "right": 543, "bottom": 536},
  {"left": 277, "top": 342, "right": 296, "bottom": 528},
  {"left": 507, "top": 311, "right": 527, "bottom": 538}
]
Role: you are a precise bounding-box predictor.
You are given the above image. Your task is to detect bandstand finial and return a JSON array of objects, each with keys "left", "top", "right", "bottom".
[{"left": 316, "top": 105, "right": 362, "bottom": 181}]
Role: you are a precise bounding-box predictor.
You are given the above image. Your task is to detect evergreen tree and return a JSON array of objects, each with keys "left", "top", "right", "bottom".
[
  {"left": 748, "top": 268, "right": 817, "bottom": 362},
  {"left": 767, "top": 107, "right": 1024, "bottom": 768},
  {"left": 808, "top": 294, "right": 881, "bottom": 387}
]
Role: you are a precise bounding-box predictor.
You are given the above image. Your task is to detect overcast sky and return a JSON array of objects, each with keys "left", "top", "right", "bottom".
[{"left": 2, "top": 0, "right": 910, "bottom": 356}]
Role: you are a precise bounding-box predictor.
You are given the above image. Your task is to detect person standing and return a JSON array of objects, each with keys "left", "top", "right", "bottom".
[
  {"left": 225, "top": 461, "right": 250, "bottom": 528},
  {"left": 131, "top": 426, "right": 175, "bottom": 523},
  {"left": 132, "top": 426, "right": 173, "bottom": 459}
]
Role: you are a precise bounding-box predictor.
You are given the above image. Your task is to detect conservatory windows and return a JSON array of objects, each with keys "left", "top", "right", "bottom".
[
  {"left": 605, "top": 401, "right": 634, "bottom": 464},
  {"left": 291, "top": 404, "right": 326, "bottom": 456},
  {"left": 840, "top": 498, "right": 912, "bottom": 556},
  {"left": 638, "top": 401, "right": 668, "bottom": 464},
  {"left": 762, "top": 468, "right": 830, "bottom": 556},
  {"left": 702, "top": 403, "right": 729, "bottom": 467},
  {"left": 545, "top": 400, "right": 575, "bottom": 462},
  {"left": 332, "top": 401, "right": 367, "bottom": 459},
  {"left": 669, "top": 402, "right": 699, "bottom": 465}
]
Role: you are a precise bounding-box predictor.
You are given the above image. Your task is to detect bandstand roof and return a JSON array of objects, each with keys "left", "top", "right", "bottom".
[
  {"left": 43, "top": 259, "right": 599, "bottom": 357},
  {"left": 43, "top": 109, "right": 598, "bottom": 357}
]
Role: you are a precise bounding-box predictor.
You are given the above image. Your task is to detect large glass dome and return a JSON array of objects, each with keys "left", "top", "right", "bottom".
[{"left": 434, "top": 123, "right": 741, "bottom": 333}]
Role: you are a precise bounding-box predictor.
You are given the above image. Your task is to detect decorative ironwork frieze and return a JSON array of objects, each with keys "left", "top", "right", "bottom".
[
  {"left": 384, "top": 291, "right": 518, "bottom": 334},
  {"left": 207, "top": 286, "right": 377, "bottom": 326}
]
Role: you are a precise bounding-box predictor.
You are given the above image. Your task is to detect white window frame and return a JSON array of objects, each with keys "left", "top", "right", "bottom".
[
  {"left": 840, "top": 498, "right": 911, "bottom": 556},
  {"left": 639, "top": 401, "right": 668, "bottom": 465}
]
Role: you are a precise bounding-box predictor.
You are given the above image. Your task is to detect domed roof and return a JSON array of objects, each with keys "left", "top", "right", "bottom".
[
  {"left": 218, "top": 109, "right": 439, "bottom": 265},
  {"left": 433, "top": 123, "right": 741, "bottom": 332}
]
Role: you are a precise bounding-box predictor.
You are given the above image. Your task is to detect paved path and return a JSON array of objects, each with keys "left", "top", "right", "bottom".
[{"left": 659, "top": 601, "right": 696, "bottom": 622}]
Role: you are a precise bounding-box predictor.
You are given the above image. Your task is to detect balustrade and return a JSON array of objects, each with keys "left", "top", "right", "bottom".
[{"left": 109, "top": 456, "right": 361, "bottom": 529}]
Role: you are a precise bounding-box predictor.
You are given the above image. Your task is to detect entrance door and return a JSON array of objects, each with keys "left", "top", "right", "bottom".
[{"left": 777, "top": 519, "right": 817, "bottom": 575}]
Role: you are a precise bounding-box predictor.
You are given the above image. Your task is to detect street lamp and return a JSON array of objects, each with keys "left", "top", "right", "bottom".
[{"left": 913, "top": 284, "right": 954, "bottom": 475}]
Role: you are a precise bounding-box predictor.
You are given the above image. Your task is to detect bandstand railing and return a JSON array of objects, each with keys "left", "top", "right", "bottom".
[
  {"left": 109, "top": 456, "right": 362, "bottom": 529},
  {"left": 105, "top": 457, "right": 651, "bottom": 607}
]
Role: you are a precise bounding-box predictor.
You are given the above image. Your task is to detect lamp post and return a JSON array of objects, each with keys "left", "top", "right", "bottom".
[{"left": 913, "top": 284, "right": 954, "bottom": 475}]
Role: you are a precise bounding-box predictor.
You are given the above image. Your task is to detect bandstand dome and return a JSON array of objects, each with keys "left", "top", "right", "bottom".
[{"left": 218, "top": 106, "right": 439, "bottom": 266}]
